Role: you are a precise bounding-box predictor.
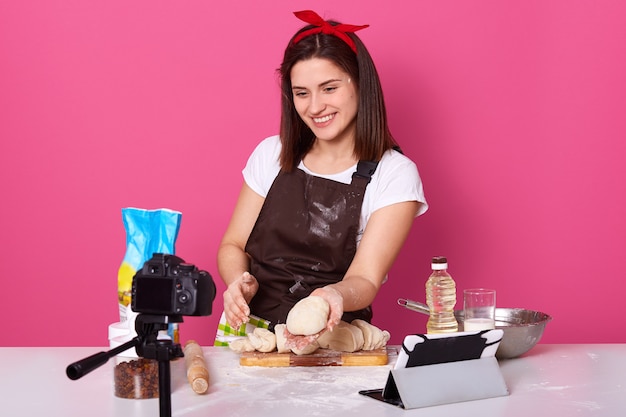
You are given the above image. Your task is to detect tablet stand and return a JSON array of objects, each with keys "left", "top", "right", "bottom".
[
  {"left": 360, "top": 330, "right": 509, "bottom": 409},
  {"left": 382, "top": 356, "right": 508, "bottom": 409}
]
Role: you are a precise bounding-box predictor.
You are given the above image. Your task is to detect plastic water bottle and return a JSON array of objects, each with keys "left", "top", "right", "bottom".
[{"left": 426, "top": 256, "right": 458, "bottom": 333}]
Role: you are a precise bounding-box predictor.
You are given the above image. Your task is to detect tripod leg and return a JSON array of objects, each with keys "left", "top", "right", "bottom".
[{"left": 158, "top": 359, "right": 172, "bottom": 417}]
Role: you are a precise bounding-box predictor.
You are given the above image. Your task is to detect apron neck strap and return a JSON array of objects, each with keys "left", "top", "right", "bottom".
[{"left": 351, "top": 160, "right": 379, "bottom": 184}]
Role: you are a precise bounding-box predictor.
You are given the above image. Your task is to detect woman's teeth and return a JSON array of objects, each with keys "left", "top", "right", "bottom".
[{"left": 313, "top": 114, "right": 334, "bottom": 123}]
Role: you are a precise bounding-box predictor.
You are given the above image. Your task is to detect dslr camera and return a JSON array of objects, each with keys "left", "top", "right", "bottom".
[{"left": 131, "top": 253, "right": 215, "bottom": 316}]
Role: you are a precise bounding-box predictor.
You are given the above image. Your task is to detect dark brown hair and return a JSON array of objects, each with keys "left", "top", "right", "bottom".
[{"left": 277, "top": 21, "right": 398, "bottom": 171}]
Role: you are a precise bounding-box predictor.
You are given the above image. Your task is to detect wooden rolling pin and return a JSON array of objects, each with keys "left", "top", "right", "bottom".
[{"left": 183, "top": 340, "right": 209, "bottom": 394}]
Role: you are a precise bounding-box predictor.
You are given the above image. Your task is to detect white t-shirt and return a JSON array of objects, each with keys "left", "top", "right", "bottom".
[{"left": 243, "top": 135, "right": 428, "bottom": 240}]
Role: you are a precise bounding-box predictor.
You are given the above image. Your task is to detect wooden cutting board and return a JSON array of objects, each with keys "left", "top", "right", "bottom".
[{"left": 240, "top": 346, "right": 397, "bottom": 367}]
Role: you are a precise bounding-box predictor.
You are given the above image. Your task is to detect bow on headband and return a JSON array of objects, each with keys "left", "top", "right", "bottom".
[{"left": 292, "top": 10, "right": 369, "bottom": 53}]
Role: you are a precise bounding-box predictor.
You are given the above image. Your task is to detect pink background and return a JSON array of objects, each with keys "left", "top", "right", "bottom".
[{"left": 1, "top": 1, "right": 625, "bottom": 347}]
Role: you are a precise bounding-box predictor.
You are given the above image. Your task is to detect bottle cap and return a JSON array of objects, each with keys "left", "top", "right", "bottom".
[{"left": 431, "top": 256, "right": 448, "bottom": 270}]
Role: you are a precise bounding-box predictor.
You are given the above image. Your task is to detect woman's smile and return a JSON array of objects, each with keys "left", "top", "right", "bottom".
[{"left": 312, "top": 113, "right": 336, "bottom": 124}]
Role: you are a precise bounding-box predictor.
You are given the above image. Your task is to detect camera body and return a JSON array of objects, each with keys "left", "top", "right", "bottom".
[{"left": 131, "top": 253, "right": 215, "bottom": 316}]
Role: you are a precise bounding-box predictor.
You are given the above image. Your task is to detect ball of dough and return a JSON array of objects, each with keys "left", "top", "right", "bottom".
[{"left": 286, "top": 296, "right": 330, "bottom": 336}]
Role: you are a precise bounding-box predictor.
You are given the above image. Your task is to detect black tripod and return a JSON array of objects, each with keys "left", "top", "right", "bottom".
[{"left": 66, "top": 314, "right": 184, "bottom": 417}]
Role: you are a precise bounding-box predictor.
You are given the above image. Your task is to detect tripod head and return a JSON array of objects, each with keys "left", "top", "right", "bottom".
[{"left": 66, "top": 313, "right": 183, "bottom": 381}]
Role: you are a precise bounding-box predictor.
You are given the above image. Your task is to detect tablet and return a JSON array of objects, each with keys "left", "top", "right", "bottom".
[{"left": 359, "top": 329, "right": 505, "bottom": 408}]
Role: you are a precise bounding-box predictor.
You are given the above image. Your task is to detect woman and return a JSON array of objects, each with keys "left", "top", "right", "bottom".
[{"left": 216, "top": 10, "right": 427, "bottom": 348}]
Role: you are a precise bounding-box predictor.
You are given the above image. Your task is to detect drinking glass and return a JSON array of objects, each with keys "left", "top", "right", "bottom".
[{"left": 463, "top": 288, "right": 496, "bottom": 331}]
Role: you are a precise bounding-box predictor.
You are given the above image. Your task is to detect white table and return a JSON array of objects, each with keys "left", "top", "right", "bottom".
[{"left": 1, "top": 344, "right": 624, "bottom": 416}]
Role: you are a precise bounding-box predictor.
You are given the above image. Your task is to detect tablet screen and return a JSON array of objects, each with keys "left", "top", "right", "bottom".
[{"left": 394, "top": 329, "right": 503, "bottom": 370}]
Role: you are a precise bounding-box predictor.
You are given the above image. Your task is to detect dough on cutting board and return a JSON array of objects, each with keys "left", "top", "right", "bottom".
[
  {"left": 274, "top": 324, "right": 290, "bottom": 354},
  {"left": 228, "top": 337, "right": 255, "bottom": 353},
  {"left": 248, "top": 328, "right": 277, "bottom": 353},
  {"left": 291, "top": 340, "right": 320, "bottom": 355},
  {"left": 351, "top": 319, "right": 390, "bottom": 350},
  {"left": 286, "top": 295, "right": 330, "bottom": 336},
  {"left": 316, "top": 321, "right": 365, "bottom": 352}
]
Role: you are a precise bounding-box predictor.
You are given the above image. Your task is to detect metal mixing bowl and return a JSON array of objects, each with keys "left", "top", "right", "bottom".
[
  {"left": 456, "top": 308, "right": 552, "bottom": 359},
  {"left": 398, "top": 299, "right": 552, "bottom": 359}
]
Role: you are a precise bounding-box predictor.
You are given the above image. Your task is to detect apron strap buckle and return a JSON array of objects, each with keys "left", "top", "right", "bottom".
[{"left": 352, "top": 160, "right": 379, "bottom": 184}]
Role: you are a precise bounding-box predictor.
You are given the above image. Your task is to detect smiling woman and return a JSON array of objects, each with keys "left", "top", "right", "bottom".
[{"left": 214, "top": 10, "right": 428, "bottom": 350}]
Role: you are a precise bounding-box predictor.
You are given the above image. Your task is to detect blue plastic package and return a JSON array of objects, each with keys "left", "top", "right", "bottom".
[{"left": 117, "top": 208, "right": 182, "bottom": 323}]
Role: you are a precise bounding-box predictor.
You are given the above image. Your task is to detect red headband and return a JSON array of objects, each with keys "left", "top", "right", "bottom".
[{"left": 292, "top": 10, "right": 369, "bottom": 53}]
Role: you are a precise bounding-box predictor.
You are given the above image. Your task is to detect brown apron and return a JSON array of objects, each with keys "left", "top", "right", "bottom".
[{"left": 245, "top": 161, "right": 379, "bottom": 330}]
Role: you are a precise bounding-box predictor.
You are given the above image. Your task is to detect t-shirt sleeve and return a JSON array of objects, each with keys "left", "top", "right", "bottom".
[
  {"left": 242, "top": 135, "right": 282, "bottom": 198},
  {"left": 371, "top": 152, "right": 428, "bottom": 216}
]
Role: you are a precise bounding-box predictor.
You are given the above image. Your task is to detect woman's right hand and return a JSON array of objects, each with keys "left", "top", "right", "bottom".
[{"left": 223, "top": 271, "right": 259, "bottom": 329}]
